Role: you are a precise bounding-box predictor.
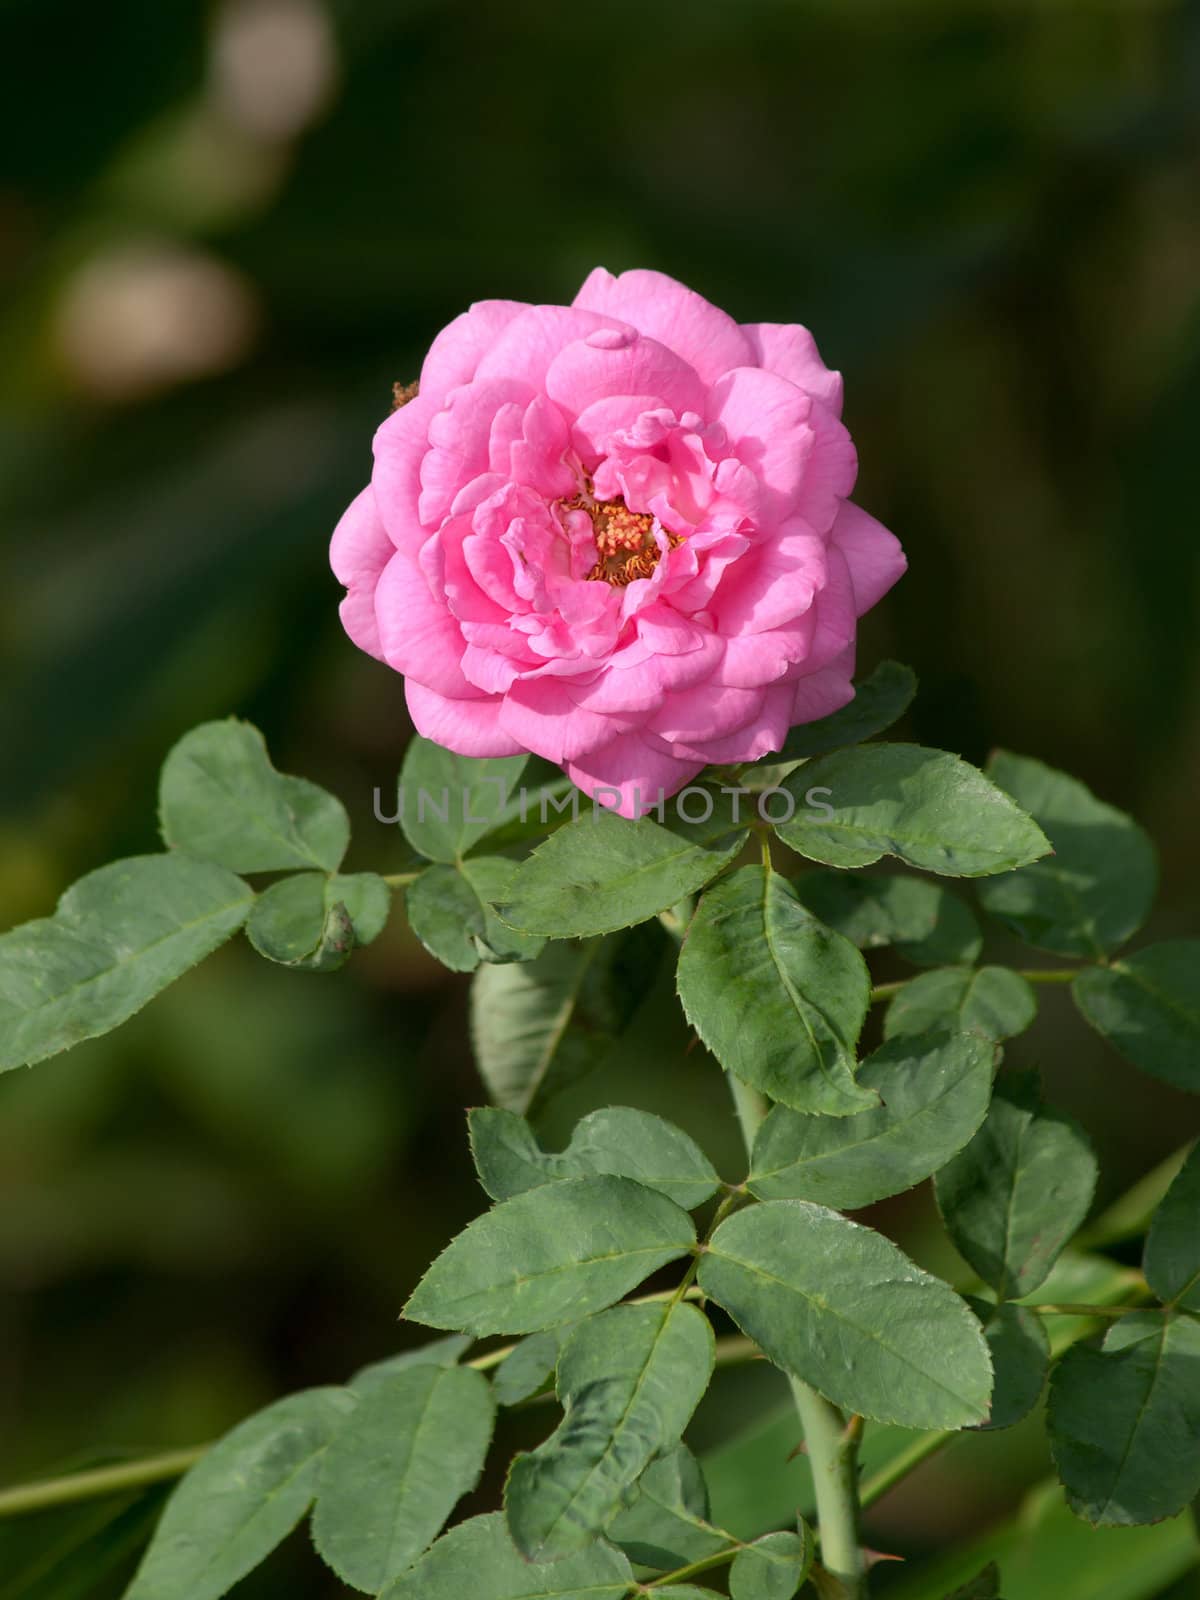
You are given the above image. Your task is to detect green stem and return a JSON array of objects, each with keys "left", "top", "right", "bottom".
[
  {"left": 382, "top": 871, "right": 420, "bottom": 888},
  {"left": 869, "top": 966, "right": 1080, "bottom": 1005},
  {"left": 725, "top": 1070, "right": 866, "bottom": 1598},
  {"left": 859, "top": 1430, "right": 949, "bottom": 1511},
  {"left": 643, "top": 1541, "right": 742, "bottom": 1588},
  {"left": 789, "top": 1383, "right": 865, "bottom": 1597},
  {"left": 1026, "top": 1302, "right": 1142, "bottom": 1318},
  {"left": 0, "top": 1448, "right": 208, "bottom": 1518}
]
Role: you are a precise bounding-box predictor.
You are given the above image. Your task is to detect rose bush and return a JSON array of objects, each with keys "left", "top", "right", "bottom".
[{"left": 331, "top": 269, "right": 905, "bottom": 815}]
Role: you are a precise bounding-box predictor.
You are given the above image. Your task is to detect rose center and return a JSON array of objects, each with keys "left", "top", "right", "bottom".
[{"left": 560, "top": 491, "right": 680, "bottom": 588}]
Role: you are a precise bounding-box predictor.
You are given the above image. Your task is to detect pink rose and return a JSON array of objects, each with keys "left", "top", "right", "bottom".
[{"left": 331, "top": 268, "right": 905, "bottom": 816}]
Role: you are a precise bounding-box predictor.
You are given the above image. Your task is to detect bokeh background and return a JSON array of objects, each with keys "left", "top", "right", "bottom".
[{"left": 2, "top": 1, "right": 1199, "bottom": 1595}]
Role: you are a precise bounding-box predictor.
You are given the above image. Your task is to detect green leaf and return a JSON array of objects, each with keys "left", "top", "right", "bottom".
[
  {"left": 245, "top": 871, "right": 390, "bottom": 971},
  {"left": 966, "top": 1298, "right": 1049, "bottom": 1430},
  {"left": 505, "top": 1301, "right": 714, "bottom": 1560},
  {"left": 677, "top": 865, "right": 875, "bottom": 1115},
  {"left": 404, "top": 1175, "right": 696, "bottom": 1336},
  {"left": 312, "top": 1364, "right": 495, "bottom": 1592},
  {"left": 792, "top": 871, "right": 982, "bottom": 967},
  {"left": 501, "top": 797, "right": 750, "bottom": 939},
  {"left": 493, "top": 1330, "right": 567, "bottom": 1406},
  {"left": 1048, "top": 1310, "right": 1200, "bottom": 1526},
  {"left": 0, "top": 854, "right": 253, "bottom": 1072},
  {"left": 1143, "top": 1142, "right": 1200, "bottom": 1311},
  {"left": 1073, "top": 942, "right": 1200, "bottom": 1094},
  {"left": 884, "top": 966, "right": 1037, "bottom": 1044},
  {"left": 158, "top": 720, "right": 349, "bottom": 873},
  {"left": 935, "top": 1072, "right": 1097, "bottom": 1299},
  {"left": 349, "top": 1336, "right": 471, "bottom": 1393},
  {"left": 470, "top": 929, "right": 663, "bottom": 1115},
  {"left": 697, "top": 1201, "right": 992, "bottom": 1428},
  {"left": 976, "top": 752, "right": 1157, "bottom": 959},
  {"left": 776, "top": 744, "right": 1051, "bottom": 877},
  {"left": 406, "top": 858, "right": 545, "bottom": 972},
  {"left": 380, "top": 1512, "right": 634, "bottom": 1600},
  {"left": 651, "top": 1589, "right": 724, "bottom": 1598},
  {"left": 121, "top": 1387, "right": 355, "bottom": 1600},
  {"left": 398, "top": 738, "right": 528, "bottom": 863},
  {"left": 469, "top": 1106, "right": 720, "bottom": 1211},
  {"left": 607, "top": 1445, "right": 727, "bottom": 1570},
  {"left": 777, "top": 660, "right": 917, "bottom": 760},
  {"left": 729, "top": 1529, "right": 812, "bottom": 1600},
  {"left": 748, "top": 1031, "right": 995, "bottom": 1208}
]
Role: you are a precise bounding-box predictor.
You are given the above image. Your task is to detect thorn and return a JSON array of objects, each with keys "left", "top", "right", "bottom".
[
  {"left": 785, "top": 1440, "right": 810, "bottom": 1461},
  {"left": 863, "top": 1547, "right": 905, "bottom": 1568}
]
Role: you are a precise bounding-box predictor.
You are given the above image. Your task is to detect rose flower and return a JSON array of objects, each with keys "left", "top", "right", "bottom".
[{"left": 332, "top": 269, "right": 905, "bottom": 816}]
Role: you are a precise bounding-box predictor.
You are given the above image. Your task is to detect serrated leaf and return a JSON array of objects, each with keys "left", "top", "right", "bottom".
[
  {"left": 1143, "top": 1142, "right": 1200, "bottom": 1311},
  {"left": 404, "top": 1175, "right": 696, "bottom": 1336},
  {"left": 935, "top": 1072, "right": 1097, "bottom": 1299},
  {"left": 748, "top": 1031, "right": 995, "bottom": 1207},
  {"left": 966, "top": 1299, "right": 1049, "bottom": 1430},
  {"left": 505, "top": 1301, "right": 714, "bottom": 1561},
  {"left": 380, "top": 1512, "right": 633, "bottom": 1600},
  {"left": 677, "top": 865, "right": 875, "bottom": 1115},
  {"left": 469, "top": 1106, "right": 719, "bottom": 1211},
  {"left": 884, "top": 966, "right": 1037, "bottom": 1044},
  {"left": 1048, "top": 1310, "right": 1200, "bottom": 1526},
  {"left": 697, "top": 1201, "right": 992, "bottom": 1428},
  {"left": 1073, "top": 942, "right": 1200, "bottom": 1094},
  {"left": 0, "top": 855, "right": 253, "bottom": 1072},
  {"left": 312, "top": 1364, "right": 495, "bottom": 1592},
  {"left": 121, "top": 1387, "right": 354, "bottom": 1600},
  {"left": 158, "top": 720, "right": 349, "bottom": 872},
  {"left": 607, "top": 1444, "right": 727, "bottom": 1570},
  {"left": 493, "top": 1330, "right": 567, "bottom": 1406},
  {"left": 792, "top": 871, "right": 982, "bottom": 967},
  {"left": 777, "top": 660, "right": 917, "bottom": 760},
  {"left": 349, "top": 1336, "right": 471, "bottom": 1394},
  {"left": 977, "top": 753, "right": 1157, "bottom": 959},
  {"left": 406, "top": 858, "right": 545, "bottom": 972},
  {"left": 729, "top": 1529, "right": 812, "bottom": 1600},
  {"left": 501, "top": 797, "right": 749, "bottom": 939},
  {"left": 245, "top": 871, "right": 390, "bottom": 971},
  {"left": 470, "top": 928, "right": 663, "bottom": 1116},
  {"left": 398, "top": 738, "right": 528, "bottom": 863},
  {"left": 776, "top": 745, "right": 1051, "bottom": 877}
]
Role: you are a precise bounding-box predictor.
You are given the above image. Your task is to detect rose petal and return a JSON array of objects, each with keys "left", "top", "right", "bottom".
[
  {"left": 830, "top": 500, "right": 908, "bottom": 615},
  {"left": 574, "top": 267, "right": 754, "bottom": 385},
  {"left": 545, "top": 333, "right": 706, "bottom": 422},
  {"left": 564, "top": 729, "right": 705, "bottom": 817},
  {"left": 420, "top": 300, "right": 527, "bottom": 405},
  {"left": 741, "top": 322, "right": 844, "bottom": 416},
  {"left": 405, "top": 680, "right": 523, "bottom": 757},
  {"left": 330, "top": 486, "right": 393, "bottom": 660}
]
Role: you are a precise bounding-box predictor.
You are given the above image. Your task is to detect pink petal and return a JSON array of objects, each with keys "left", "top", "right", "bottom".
[
  {"left": 419, "top": 377, "right": 533, "bottom": 527},
  {"left": 545, "top": 332, "right": 706, "bottom": 422},
  {"left": 830, "top": 501, "right": 907, "bottom": 616},
  {"left": 710, "top": 523, "right": 828, "bottom": 636},
  {"left": 574, "top": 268, "right": 754, "bottom": 385},
  {"left": 405, "top": 681, "right": 523, "bottom": 757},
  {"left": 564, "top": 730, "right": 705, "bottom": 817},
  {"left": 647, "top": 683, "right": 767, "bottom": 744},
  {"left": 374, "top": 547, "right": 479, "bottom": 699},
  {"left": 474, "top": 305, "right": 630, "bottom": 389},
  {"left": 419, "top": 300, "right": 527, "bottom": 406},
  {"left": 571, "top": 395, "right": 665, "bottom": 465},
  {"left": 741, "top": 323, "right": 844, "bottom": 416},
  {"left": 330, "top": 486, "right": 392, "bottom": 660},
  {"left": 499, "top": 678, "right": 631, "bottom": 764},
  {"left": 707, "top": 367, "right": 816, "bottom": 520},
  {"left": 372, "top": 390, "right": 438, "bottom": 554},
  {"left": 653, "top": 681, "right": 795, "bottom": 766},
  {"left": 789, "top": 654, "right": 857, "bottom": 724}
]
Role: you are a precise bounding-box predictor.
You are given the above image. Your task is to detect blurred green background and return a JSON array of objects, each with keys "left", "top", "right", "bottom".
[{"left": 2, "top": 0, "right": 1200, "bottom": 1594}]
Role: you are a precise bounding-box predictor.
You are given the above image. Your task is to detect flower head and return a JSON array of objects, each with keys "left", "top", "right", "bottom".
[{"left": 332, "top": 268, "right": 905, "bottom": 816}]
